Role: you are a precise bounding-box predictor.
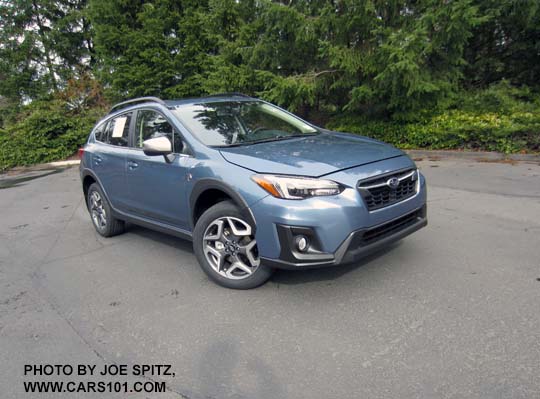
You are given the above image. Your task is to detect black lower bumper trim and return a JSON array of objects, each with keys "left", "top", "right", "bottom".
[{"left": 261, "top": 205, "right": 427, "bottom": 270}]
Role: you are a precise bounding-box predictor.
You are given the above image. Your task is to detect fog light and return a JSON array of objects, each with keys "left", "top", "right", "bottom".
[{"left": 295, "top": 235, "right": 309, "bottom": 252}]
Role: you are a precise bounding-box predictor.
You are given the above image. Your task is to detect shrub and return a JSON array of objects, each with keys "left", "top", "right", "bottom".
[
  {"left": 0, "top": 99, "right": 104, "bottom": 171},
  {"left": 327, "top": 84, "right": 540, "bottom": 153}
]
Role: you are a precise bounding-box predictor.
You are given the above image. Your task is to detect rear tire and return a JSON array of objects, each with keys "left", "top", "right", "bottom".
[
  {"left": 87, "top": 183, "right": 125, "bottom": 237},
  {"left": 193, "top": 201, "right": 273, "bottom": 289}
]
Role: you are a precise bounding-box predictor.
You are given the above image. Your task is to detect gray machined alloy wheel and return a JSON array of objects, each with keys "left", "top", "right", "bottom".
[
  {"left": 203, "top": 216, "right": 260, "bottom": 280},
  {"left": 89, "top": 190, "right": 107, "bottom": 231},
  {"left": 86, "top": 182, "right": 125, "bottom": 237}
]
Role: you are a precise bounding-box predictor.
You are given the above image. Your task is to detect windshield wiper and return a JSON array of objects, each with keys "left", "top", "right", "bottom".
[{"left": 214, "top": 133, "right": 319, "bottom": 148}]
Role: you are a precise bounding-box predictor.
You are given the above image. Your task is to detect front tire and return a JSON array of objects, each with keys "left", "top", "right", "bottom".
[
  {"left": 87, "top": 183, "right": 125, "bottom": 237},
  {"left": 193, "top": 201, "right": 273, "bottom": 289}
]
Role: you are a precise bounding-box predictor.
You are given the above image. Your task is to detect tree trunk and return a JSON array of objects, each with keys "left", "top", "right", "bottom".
[{"left": 32, "top": 0, "right": 58, "bottom": 92}]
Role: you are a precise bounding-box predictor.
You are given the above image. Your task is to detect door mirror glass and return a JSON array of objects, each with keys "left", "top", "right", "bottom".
[{"left": 143, "top": 136, "right": 172, "bottom": 156}]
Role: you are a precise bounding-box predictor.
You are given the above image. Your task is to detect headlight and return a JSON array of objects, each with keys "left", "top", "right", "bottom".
[{"left": 251, "top": 174, "right": 344, "bottom": 200}]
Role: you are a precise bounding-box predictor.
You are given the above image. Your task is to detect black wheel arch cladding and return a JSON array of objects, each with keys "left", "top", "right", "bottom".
[{"left": 189, "top": 178, "right": 256, "bottom": 231}]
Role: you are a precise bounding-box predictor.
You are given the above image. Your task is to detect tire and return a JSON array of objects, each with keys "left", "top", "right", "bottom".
[
  {"left": 193, "top": 201, "right": 273, "bottom": 289},
  {"left": 87, "top": 183, "right": 125, "bottom": 237}
]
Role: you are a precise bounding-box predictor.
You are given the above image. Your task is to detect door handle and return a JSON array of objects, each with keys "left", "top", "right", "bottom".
[{"left": 128, "top": 161, "right": 139, "bottom": 170}]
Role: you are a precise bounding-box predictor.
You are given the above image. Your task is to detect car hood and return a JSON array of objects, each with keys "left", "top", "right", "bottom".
[{"left": 218, "top": 132, "right": 404, "bottom": 177}]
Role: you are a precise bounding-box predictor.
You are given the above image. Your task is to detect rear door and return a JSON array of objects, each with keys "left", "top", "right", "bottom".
[
  {"left": 92, "top": 112, "right": 133, "bottom": 211},
  {"left": 124, "top": 109, "right": 193, "bottom": 230}
]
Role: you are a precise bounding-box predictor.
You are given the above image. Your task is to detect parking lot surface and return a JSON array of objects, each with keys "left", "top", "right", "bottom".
[{"left": 1, "top": 158, "right": 539, "bottom": 398}]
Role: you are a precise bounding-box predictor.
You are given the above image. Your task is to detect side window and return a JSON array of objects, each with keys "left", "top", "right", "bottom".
[
  {"left": 105, "top": 113, "right": 132, "bottom": 147},
  {"left": 135, "top": 110, "right": 173, "bottom": 148},
  {"left": 135, "top": 110, "right": 188, "bottom": 154},
  {"left": 93, "top": 122, "right": 106, "bottom": 142}
]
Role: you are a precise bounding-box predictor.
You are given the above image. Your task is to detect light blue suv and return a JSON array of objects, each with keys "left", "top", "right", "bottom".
[{"left": 80, "top": 94, "right": 427, "bottom": 289}]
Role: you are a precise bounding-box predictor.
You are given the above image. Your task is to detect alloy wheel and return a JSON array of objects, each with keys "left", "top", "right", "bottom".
[
  {"left": 203, "top": 216, "right": 260, "bottom": 280},
  {"left": 90, "top": 191, "right": 107, "bottom": 230}
]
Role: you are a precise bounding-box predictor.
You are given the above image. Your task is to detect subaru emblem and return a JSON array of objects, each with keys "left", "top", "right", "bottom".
[{"left": 387, "top": 177, "right": 399, "bottom": 189}]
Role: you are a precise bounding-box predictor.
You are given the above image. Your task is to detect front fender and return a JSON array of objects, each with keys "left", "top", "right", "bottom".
[{"left": 189, "top": 178, "right": 260, "bottom": 230}]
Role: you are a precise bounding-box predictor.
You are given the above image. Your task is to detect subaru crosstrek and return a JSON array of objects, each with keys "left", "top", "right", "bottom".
[{"left": 80, "top": 94, "right": 427, "bottom": 289}]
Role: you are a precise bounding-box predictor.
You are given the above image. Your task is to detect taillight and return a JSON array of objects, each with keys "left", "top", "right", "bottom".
[{"left": 78, "top": 148, "right": 85, "bottom": 159}]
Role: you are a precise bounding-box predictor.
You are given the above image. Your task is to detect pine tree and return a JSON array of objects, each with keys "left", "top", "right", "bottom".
[{"left": 0, "top": 0, "right": 92, "bottom": 103}]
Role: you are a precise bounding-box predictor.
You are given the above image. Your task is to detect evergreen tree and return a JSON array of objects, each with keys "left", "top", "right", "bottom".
[
  {"left": 464, "top": 0, "right": 540, "bottom": 88},
  {"left": 0, "top": 0, "right": 92, "bottom": 103},
  {"left": 1, "top": 0, "right": 539, "bottom": 119},
  {"left": 88, "top": 0, "right": 217, "bottom": 100}
]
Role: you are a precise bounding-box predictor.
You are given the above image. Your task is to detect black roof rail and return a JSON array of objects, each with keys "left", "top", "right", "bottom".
[
  {"left": 207, "top": 92, "right": 251, "bottom": 98},
  {"left": 109, "top": 97, "right": 167, "bottom": 114}
]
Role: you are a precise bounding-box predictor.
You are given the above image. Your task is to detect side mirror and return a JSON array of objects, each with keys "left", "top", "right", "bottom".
[
  {"left": 143, "top": 136, "right": 175, "bottom": 163},
  {"left": 143, "top": 136, "right": 172, "bottom": 156}
]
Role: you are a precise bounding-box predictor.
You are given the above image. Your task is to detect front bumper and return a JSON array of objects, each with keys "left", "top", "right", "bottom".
[
  {"left": 261, "top": 205, "right": 427, "bottom": 269},
  {"left": 249, "top": 157, "right": 428, "bottom": 269}
]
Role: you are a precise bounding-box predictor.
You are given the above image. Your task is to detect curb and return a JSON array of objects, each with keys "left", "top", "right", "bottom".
[
  {"left": 0, "top": 160, "right": 80, "bottom": 178},
  {"left": 52, "top": 152, "right": 539, "bottom": 163},
  {"left": 48, "top": 160, "right": 81, "bottom": 167},
  {"left": 2, "top": 150, "right": 539, "bottom": 178},
  {"left": 404, "top": 149, "right": 540, "bottom": 162}
]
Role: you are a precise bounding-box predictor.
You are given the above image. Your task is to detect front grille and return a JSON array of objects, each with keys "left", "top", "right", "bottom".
[
  {"left": 358, "top": 169, "right": 418, "bottom": 211},
  {"left": 361, "top": 208, "right": 423, "bottom": 244}
]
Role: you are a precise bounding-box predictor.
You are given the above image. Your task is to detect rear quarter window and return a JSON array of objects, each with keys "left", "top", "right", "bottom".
[
  {"left": 94, "top": 113, "right": 132, "bottom": 147},
  {"left": 93, "top": 122, "right": 107, "bottom": 142}
]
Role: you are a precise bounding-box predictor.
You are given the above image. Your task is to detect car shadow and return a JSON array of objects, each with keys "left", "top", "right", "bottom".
[
  {"left": 194, "top": 338, "right": 285, "bottom": 399},
  {"left": 124, "top": 223, "right": 194, "bottom": 252},
  {"left": 124, "top": 223, "right": 403, "bottom": 287}
]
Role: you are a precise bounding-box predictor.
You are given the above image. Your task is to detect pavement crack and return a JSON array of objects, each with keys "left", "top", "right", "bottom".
[
  {"left": 27, "top": 197, "right": 193, "bottom": 399},
  {"left": 30, "top": 274, "right": 192, "bottom": 398},
  {"left": 0, "top": 290, "right": 27, "bottom": 306},
  {"left": 40, "top": 197, "right": 83, "bottom": 265}
]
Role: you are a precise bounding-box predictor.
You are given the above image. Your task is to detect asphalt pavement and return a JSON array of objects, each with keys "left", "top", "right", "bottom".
[{"left": 0, "top": 158, "right": 539, "bottom": 399}]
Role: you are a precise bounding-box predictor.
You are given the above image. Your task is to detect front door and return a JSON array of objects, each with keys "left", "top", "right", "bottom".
[{"left": 124, "top": 109, "right": 192, "bottom": 230}]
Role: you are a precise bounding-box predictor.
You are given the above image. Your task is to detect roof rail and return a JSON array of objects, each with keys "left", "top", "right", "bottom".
[
  {"left": 207, "top": 92, "right": 251, "bottom": 98},
  {"left": 109, "top": 97, "right": 167, "bottom": 114}
]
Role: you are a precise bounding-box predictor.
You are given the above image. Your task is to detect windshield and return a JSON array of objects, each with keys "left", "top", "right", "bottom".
[{"left": 171, "top": 101, "right": 318, "bottom": 146}]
